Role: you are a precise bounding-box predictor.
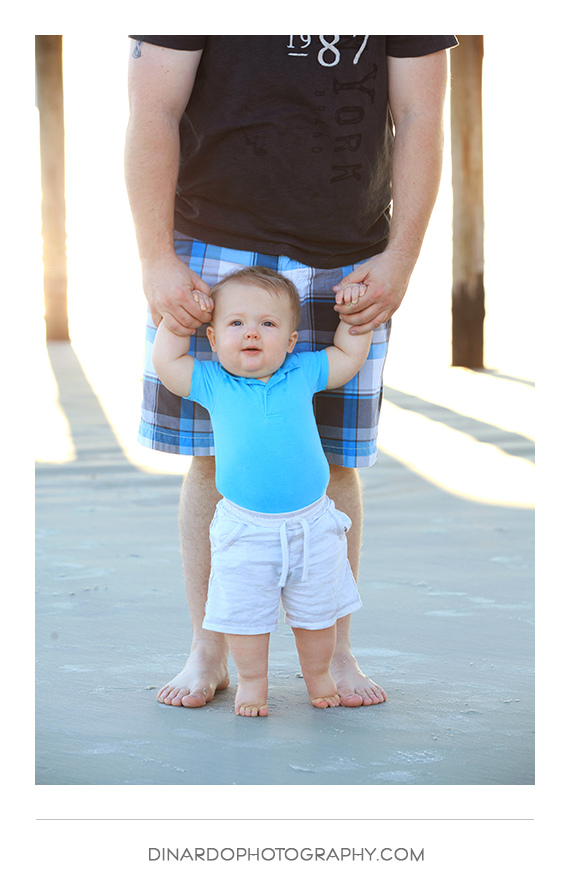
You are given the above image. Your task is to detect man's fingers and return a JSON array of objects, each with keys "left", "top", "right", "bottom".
[
  {"left": 161, "top": 293, "right": 212, "bottom": 327},
  {"left": 150, "top": 307, "right": 163, "bottom": 328},
  {"left": 348, "top": 317, "right": 389, "bottom": 335},
  {"left": 187, "top": 270, "right": 211, "bottom": 296},
  {"left": 143, "top": 256, "right": 212, "bottom": 334},
  {"left": 334, "top": 298, "right": 376, "bottom": 322},
  {"left": 347, "top": 311, "right": 391, "bottom": 334},
  {"left": 159, "top": 311, "right": 201, "bottom": 337},
  {"left": 335, "top": 300, "right": 390, "bottom": 332}
]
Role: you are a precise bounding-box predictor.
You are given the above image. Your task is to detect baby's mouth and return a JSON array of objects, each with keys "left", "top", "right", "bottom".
[{"left": 243, "top": 347, "right": 261, "bottom": 354}]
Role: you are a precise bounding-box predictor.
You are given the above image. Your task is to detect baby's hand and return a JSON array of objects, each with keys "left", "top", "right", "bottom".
[
  {"left": 192, "top": 290, "right": 214, "bottom": 314},
  {"left": 334, "top": 283, "right": 367, "bottom": 306}
]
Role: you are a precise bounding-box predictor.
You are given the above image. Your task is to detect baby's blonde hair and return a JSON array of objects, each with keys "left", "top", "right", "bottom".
[{"left": 210, "top": 266, "right": 302, "bottom": 331}]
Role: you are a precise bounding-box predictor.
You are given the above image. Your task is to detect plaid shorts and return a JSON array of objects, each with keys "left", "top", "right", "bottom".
[{"left": 138, "top": 239, "right": 391, "bottom": 468}]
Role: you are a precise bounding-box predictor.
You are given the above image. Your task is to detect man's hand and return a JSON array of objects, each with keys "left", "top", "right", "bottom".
[
  {"left": 143, "top": 254, "right": 212, "bottom": 335},
  {"left": 332, "top": 249, "right": 414, "bottom": 334}
]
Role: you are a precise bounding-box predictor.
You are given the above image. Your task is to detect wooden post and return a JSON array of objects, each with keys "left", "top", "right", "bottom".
[
  {"left": 36, "top": 35, "right": 69, "bottom": 340},
  {"left": 450, "top": 35, "right": 485, "bottom": 368}
]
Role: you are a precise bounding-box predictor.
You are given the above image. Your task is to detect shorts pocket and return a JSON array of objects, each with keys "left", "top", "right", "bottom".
[
  {"left": 209, "top": 513, "right": 246, "bottom": 553},
  {"left": 329, "top": 505, "right": 352, "bottom": 536}
]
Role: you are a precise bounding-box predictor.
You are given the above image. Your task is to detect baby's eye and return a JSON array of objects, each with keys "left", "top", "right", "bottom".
[
  {"left": 262, "top": 321, "right": 276, "bottom": 327},
  {"left": 229, "top": 320, "right": 243, "bottom": 326}
]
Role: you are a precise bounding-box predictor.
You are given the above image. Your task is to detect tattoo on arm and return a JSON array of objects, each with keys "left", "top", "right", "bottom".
[{"left": 132, "top": 41, "right": 143, "bottom": 59}]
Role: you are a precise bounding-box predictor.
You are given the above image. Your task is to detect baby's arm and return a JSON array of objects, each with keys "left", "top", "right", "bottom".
[
  {"left": 325, "top": 285, "right": 373, "bottom": 390},
  {"left": 152, "top": 291, "right": 213, "bottom": 398}
]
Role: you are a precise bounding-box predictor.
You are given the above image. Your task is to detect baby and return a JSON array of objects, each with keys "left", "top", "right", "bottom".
[{"left": 152, "top": 266, "right": 372, "bottom": 716}]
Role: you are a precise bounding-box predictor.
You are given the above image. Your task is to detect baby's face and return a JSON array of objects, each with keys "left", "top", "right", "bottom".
[{"left": 206, "top": 283, "right": 298, "bottom": 382}]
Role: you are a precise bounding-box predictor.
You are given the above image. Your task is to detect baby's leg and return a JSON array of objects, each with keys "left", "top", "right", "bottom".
[
  {"left": 292, "top": 625, "right": 341, "bottom": 708},
  {"left": 227, "top": 633, "right": 270, "bottom": 717}
]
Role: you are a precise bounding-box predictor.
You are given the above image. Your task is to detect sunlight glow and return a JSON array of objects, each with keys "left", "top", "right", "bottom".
[
  {"left": 36, "top": 347, "right": 76, "bottom": 464},
  {"left": 379, "top": 400, "right": 534, "bottom": 508},
  {"left": 386, "top": 365, "right": 534, "bottom": 441}
]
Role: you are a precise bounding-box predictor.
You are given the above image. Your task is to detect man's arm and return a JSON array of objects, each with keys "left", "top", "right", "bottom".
[
  {"left": 333, "top": 49, "right": 449, "bottom": 334},
  {"left": 125, "top": 39, "right": 211, "bottom": 335}
]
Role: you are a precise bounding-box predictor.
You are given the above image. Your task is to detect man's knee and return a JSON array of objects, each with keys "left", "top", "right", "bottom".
[
  {"left": 181, "top": 456, "right": 219, "bottom": 511},
  {"left": 188, "top": 455, "right": 217, "bottom": 482},
  {"left": 326, "top": 465, "right": 362, "bottom": 525},
  {"left": 328, "top": 464, "right": 357, "bottom": 479},
  {"left": 327, "top": 464, "right": 360, "bottom": 491}
]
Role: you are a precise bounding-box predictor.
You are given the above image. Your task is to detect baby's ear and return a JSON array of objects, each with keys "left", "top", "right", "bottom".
[
  {"left": 206, "top": 325, "right": 216, "bottom": 352},
  {"left": 287, "top": 330, "right": 299, "bottom": 353}
]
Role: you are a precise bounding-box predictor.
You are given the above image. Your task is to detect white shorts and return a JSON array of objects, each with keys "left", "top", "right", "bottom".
[{"left": 203, "top": 495, "right": 362, "bottom": 635}]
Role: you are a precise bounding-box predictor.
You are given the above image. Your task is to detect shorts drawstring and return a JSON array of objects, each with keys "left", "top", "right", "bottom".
[
  {"left": 203, "top": 495, "right": 362, "bottom": 634},
  {"left": 218, "top": 495, "right": 332, "bottom": 590},
  {"left": 277, "top": 517, "right": 311, "bottom": 587},
  {"left": 278, "top": 521, "right": 289, "bottom": 588}
]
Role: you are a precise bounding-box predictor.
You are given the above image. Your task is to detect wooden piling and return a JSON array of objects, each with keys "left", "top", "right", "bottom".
[
  {"left": 36, "top": 35, "right": 69, "bottom": 341},
  {"left": 450, "top": 35, "right": 485, "bottom": 368}
]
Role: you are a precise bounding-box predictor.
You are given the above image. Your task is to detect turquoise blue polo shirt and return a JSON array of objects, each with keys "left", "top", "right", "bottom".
[{"left": 188, "top": 351, "right": 330, "bottom": 513}]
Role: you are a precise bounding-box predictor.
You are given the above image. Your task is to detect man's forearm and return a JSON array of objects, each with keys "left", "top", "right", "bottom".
[
  {"left": 386, "top": 108, "right": 444, "bottom": 268},
  {"left": 332, "top": 51, "right": 449, "bottom": 334},
  {"left": 124, "top": 44, "right": 210, "bottom": 333},
  {"left": 331, "top": 113, "right": 444, "bottom": 334},
  {"left": 124, "top": 109, "right": 181, "bottom": 266}
]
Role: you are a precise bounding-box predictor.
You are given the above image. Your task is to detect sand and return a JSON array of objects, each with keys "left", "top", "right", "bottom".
[{"left": 35, "top": 342, "right": 534, "bottom": 786}]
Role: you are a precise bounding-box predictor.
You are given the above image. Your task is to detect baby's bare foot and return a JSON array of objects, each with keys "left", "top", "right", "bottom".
[
  {"left": 235, "top": 676, "right": 268, "bottom": 717},
  {"left": 311, "top": 693, "right": 341, "bottom": 709},
  {"left": 303, "top": 670, "right": 341, "bottom": 709}
]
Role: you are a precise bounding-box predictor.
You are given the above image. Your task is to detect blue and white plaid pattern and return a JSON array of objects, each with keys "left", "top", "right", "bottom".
[{"left": 138, "top": 239, "right": 391, "bottom": 468}]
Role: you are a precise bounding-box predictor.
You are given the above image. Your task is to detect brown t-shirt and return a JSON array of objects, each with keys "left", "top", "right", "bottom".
[{"left": 130, "top": 35, "right": 457, "bottom": 267}]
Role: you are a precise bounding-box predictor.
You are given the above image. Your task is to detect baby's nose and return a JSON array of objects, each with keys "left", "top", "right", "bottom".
[{"left": 245, "top": 324, "right": 260, "bottom": 338}]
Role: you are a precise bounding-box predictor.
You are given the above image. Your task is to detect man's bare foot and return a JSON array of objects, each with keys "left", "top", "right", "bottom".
[
  {"left": 235, "top": 676, "right": 268, "bottom": 717},
  {"left": 157, "top": 642, "right": 230, "bottom": 707},
  {"left": 330, "top": 649, "right": 386, "bottom": 707}
]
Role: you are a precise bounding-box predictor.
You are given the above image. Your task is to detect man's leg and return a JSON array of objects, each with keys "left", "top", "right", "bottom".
[
  {"left": 327, "top": 464, "right": 387, "bottom": 706},
  {"left": 156, "top": 455, "right": 229, "bottom": 706}
]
